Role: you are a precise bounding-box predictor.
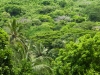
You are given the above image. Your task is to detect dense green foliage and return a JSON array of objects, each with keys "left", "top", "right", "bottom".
[
  {"left": 0, "top": 29, "right": 14, "bottom": 75},
  {"left": 53, "top": 33, "right": 100, "bottom": 75},
  {"left": 0, "top": 0, "right": 100, "bottom": 75},
  {"left": 0, "top": 29, "right": 8, "bottom": 49}
]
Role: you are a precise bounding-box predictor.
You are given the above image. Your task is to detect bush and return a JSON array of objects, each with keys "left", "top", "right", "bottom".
[
  {"left": 38, "top": 6, "right": 55, "bottom": 14},
  {"left": 0, "top": 48, "right": 14, "bottom": 75},
  {"left": 0, "top": 28, "right": 8, "bottom": 49},
  {"left": 1, "top": 12, "right": 11, "bottom": 18},
  {"left": 32, "top": 31, "right": 61, "bottom": 49},
  {"left": 59, "top": 1, "right": 67, "bottom": 7},
  {"left": 54, "top": 15, "right": 71, "bottom": 22},
  {"left": 85, "top": 4, "right": 100, "bottom": 21},
  {"left": 32, "top": 19, "right": 42, "bottom": 26},
  {"left": 41, "top": 0, "right": 51, "bottom": 5},
  {"left": 72, "top": 15, "right": 86, "bottom": 23},
  {"left": 52, "top": 39, "right": 64, "bottom": 48},
  {"left": 0, "top": 29, "right": 14, "bottom": 75},
  {"left": 39, "top": 15, "right": 53, "bottom": 22},
  {"left": 80, "top": 21, "right": 96, "bottom": 30},
  {"left": 5, "top": 5, "right": 22, "bottom": 16},
  {"left": 49, "top": 9, "right": 65, "bottom": 18},
  {"left": 74, "top": 21, "right": 97, "bottom": 30},
  {"left": 53, "top": 33, "right": 100, "bottom": 75}
]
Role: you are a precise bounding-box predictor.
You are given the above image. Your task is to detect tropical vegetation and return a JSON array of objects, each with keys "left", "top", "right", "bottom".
[{"left": 0, "top": 0, "right": 100, "bottom": 75}]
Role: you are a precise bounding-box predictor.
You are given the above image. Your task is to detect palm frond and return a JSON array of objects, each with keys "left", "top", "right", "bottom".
[
  {"left": 33, "top": 64, "right": 53, "bottom": 75},
  {"left": 31, "top": 43, "right": 49, "bottom": 57},
  {"left": 32, "top": 56, "right": 52, "bottom": 65}
]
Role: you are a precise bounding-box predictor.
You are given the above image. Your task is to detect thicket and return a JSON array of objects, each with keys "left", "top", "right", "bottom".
[{"left": 0, "top": 0, "right": 100, "bottom": 75}]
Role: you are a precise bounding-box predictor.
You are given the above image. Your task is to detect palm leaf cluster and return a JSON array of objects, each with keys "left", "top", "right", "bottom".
[{"left": 4, "top": 19, "right": 53, "bottom": 75}]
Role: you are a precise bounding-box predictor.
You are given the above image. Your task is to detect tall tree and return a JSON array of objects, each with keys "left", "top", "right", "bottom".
[
  {"left": 53, "top": 33, "right": 100, "bottom": 75},
  {"left": 6, "top": 19, "right": 27, "bottom": 59},
  {"left": 26, "top": 42, "right": 53, "bottom": 75}
]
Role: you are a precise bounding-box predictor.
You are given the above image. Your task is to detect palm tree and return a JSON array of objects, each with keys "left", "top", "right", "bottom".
[
  {"left": 26, "top": 42, "right": 53, "bottom": 75},
  {"left": 27, "top": 43, "right": 52, "bottom": 62},
  {"left": 4, "top": 19, "right": 53, "bottom": 75},
  {"left": 32, "top": 43, "right": 48, "bottom": 57},
  {"left": 32, "top": 64, "right": 53, "bottom": 75},
  {"left": 4, "top": 19, "right": 27, "bottom": 62}
]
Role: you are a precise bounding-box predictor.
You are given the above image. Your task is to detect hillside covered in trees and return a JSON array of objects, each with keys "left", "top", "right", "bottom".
[{"left": 0, "top": 0, "right": 100, "bottom": 75}]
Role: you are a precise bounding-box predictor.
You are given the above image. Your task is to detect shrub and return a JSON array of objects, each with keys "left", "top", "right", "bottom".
[
  {"left": 0, "top": 48, "right": 14, "bottom": 75},
  {"left": 0, "top": 28, "right": 8, "bottom": 49},
  {"left": 85, "top": 4, "right": 100, "bottom": 21},
  {"left": 52, "top": 39, "right": 64, "bottom": 48},
  {"left": 74, "top": 21, "right": 97, "bottom": 30},
  {"left": 32, "top": 31, "right": 61, "bottom": 49},
  {"left": 72, "top": 15, "right": 86, "bottom": 23},
  {"left": 41, "top": 0, "right": 51, "bottom": 5},
  {"left": 54, "top": 15, "right": 71, "bottom": 22},
  {"left": 39, "top": 15, "right": 53, "bottom": 22},
  {"left": 0, "top": 29, "right": 14, "bottom": 75},
  {"left": 4, "top": 5, "right": 22, "bottom": 16},
  {"left": 49, "top": 9, "right": 65, "bottom": 18},
  {"left": 59, "top": 1, "right": 67, "bottom": 7},
  {"left": 53, "top": 33, "right": 100, "bottom": 75},
  {"left": 32, "top": 19, "right": 42, "bottom": 26},
  {"left": 38, "top": 6, "right": 55, "bottom": 14}
]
